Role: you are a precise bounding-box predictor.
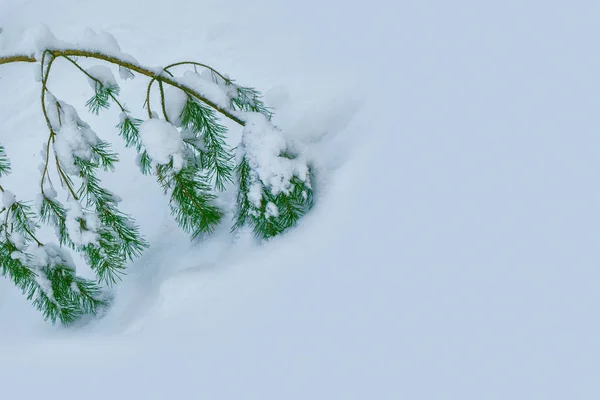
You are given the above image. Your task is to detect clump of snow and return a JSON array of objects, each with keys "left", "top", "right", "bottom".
[
  {"left": 240, "top": 113, "right": 310, "bottom": 202},
  {"left": 118, "top": 112, "right": 130, "bottom": 124},
  {"left": 65, "top": 199, "right": 100, "bottom": 246},
  {"left": 178, "top": 71, "right": 230, "bottom": 108},
  {"left": 43, "top": 184, "right": 58, "bottom": 199},
  {"left": 0, "top": 25, "right": 138, "bottom": 67},
  {"left": 80, "top": 28, "right": 120, "bottom": 53},
  {"left": 54, "top": 125, "right": 96, "bottom": 175},
  {"left": 105, "top": 191, "right": 123, "bottom": 204},
  {"left": 33, "top": 66, "right": 42, "bottom": 83},
  {"left": 34, "top": 273, "right": 54, "bottom": 302},
  {"left": 119, "top": 66, "right": 134, "bottom": 80},
  {"left": 49, "top": 100, "right": 100, "bottom": 175},
  {"left": 139, "top": 119, "right": 186, "bottom": 171},
  {"left": 8, "top": 232, "right": 26, "bottom": 250},
  {"left": 29, "top": 243, "right": 77, "bottom": 271},
  {"left": 200, "top": 70, "right": 237, "bottom": 98},
  {"left": 85, "top": 65, "right": 118, "bottom": 89},
  {"left": 24, "top": 25, "right": 65, "bottom": 60},
  {"left": 151, "top": 66, "right": 166, "bottom": 76},
  {"left": 265, "top": 202, "right": 279, "bottom": 218},
  {"left": 163, "top": 87, "right": 189, "bottom": 126},
  {"left": 2, "top": 190, "right": 16, "bottom": 208},
  {"left": 0, "top": 24, "right": 68, "bottom": 60},
  {"left": 247, "top": 179, "right": 264, "bottom": 212},
  {"left": 78, "top": 28, "right": 138, "bottom": 64},
  {"left": 9, "top": 251, "right": 27, "bottom": 264}
]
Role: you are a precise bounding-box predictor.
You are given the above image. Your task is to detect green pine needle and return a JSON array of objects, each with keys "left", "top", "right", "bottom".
[
  {"left": 156, "top": 163, "right": 223, "bottom": 238},
  {"left": 207, "top": 71, "right": 273, "bottom": 120},
  {"left": 230, "top": 86, "right": 274, "bottom": 120},
  {"left": 86, "top": 83, "right": 120, "bottom": 115},
  {"left": 117, "top": 115, "right": 143, "bottom": 150},
  {"left": 179, "top": 97, "right": 234, "bottom": 191},
  {"left": 234, "top": 156, "right": 313, "bottom": 239},
  {"left": 0, "top": 145, "right": 11, "bottom": 178},
  {"left": 138, "top": 150, "right": 152, "bottom": 175},
  {"left": 0, "top": 237, "right": 106, "bottom": 325},
  {"left": 74, "top": 157, "right": 148, "bottom": 283},
  {"left": 39, "top": 196, "right": 74, "bottom": 248},
  {"left": 91, "top": 141, "right": 119, "bottom": 172},
  {"left": 9, "top": 201, "right": 40, "bottom": 239}
]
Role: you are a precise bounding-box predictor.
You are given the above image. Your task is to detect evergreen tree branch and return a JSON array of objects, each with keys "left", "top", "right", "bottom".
[
  {"left": 59, "top": 56, "right": 123, "bottom": 115},
  {"left": 0, "top": 39, "right": 315, "bottom": 325},
  {"left": 233, "top": 156, "right": 314, "bottom": 239},
  {"left": 0, "top": 239, "right": 106, "bottom": 325},
  {"left": 156, "top": 163, "right": 223, "bottom": 237},
  {"left": 0, "top": 51, "right": 246, "bottom": 125},
  {"left": 0, "top": 145, "right": 11, "bottom": 178},
  {"left": 179, "top": 97, "right": 234, "bottom": 190}
]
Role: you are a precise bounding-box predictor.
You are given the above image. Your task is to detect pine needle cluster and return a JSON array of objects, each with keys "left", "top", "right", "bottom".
[{"left": 0, "top": 145, "right": 106, "bottom": 325}]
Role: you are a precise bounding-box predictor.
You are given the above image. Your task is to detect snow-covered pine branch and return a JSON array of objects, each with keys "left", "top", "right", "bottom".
[{"left": 0, "top": 27, "right": 314, "bottom": 325}]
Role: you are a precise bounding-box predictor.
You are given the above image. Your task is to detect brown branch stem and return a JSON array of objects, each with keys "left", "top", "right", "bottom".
[{"left": 0, "top": 50, "right": 245, "bottom": 126}]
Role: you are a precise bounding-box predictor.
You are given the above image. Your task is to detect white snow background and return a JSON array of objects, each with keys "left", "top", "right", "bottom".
[{"left": 0, "top": 0, "right": 599, "bottom": 399}]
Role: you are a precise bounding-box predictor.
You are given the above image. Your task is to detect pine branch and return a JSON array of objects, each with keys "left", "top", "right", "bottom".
[
  {"left": 156, "top": 163, "right": 223, "bottom": 238},
  {"left": 0, "top": 34, "right": 316, "bottom": 325},
  {"left": 157, "top": 61, "right": 273, "bottom": 120},
  {"left": 117, "top": 114, "right": 143, "bottom": 150},
  {"left": 229, "top": 85, "right": 273, "bottom": 120},
  {"left": 75, "top": 157, "right": 147, "bottom": 283},
  {"left": 234, "top": 156, "right": 314, "bottom": 239},
  {"left": 179, "top": 97, "right": 234, "bottom": 191},
  {"left": 0, "top": 240, "right": 106, "bottom": 325},
  {"left": 0, "top": 145, "right": 11, "bottom": 178},
  {"left": 138, "top": 150, "right": 152, "bottom": 175},
  {"left": 85, "top": 84, "right": 120, "bottom": 115},
  {"left": 1, "top": 50, "right": 246, "bottom": 125},
  {"left": 39, "top": 196, "right": 74, "bottom": 248},
  {"left": 0, "top": 196, "right": 106, "bottom": 324}
]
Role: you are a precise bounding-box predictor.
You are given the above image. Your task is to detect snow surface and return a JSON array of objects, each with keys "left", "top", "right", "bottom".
[{"left": 0, "top": 1, "right": 599, "bottom": 399}]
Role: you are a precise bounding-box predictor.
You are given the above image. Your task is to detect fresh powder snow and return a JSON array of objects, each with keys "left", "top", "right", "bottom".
[{"left": 0, "top": 1, "right": 598, "bottom": 399}]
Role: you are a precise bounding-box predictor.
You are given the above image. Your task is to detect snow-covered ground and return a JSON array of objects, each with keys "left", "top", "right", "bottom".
[{"left": 1, "top": 0, "right": 599, "bottom": 398}]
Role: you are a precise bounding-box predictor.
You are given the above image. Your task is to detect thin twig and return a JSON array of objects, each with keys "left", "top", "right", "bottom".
[
  {"left": 55, "top": 155, "right": 79, "bottom": 201},
  {"left": 162, "top": 61, "right": 231, "bottom": 83},
  {"left": 145, "top": 79, "right": 154, "bottom": 119},
  {"left": 39, "top": 51, "right": 57, "bottom": 196},
  {"left": 158, "top": 80, "right": 169, "bottom": 123},
  {"left": 61, "top": 56, "right": 127, "bottom": 113}
]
